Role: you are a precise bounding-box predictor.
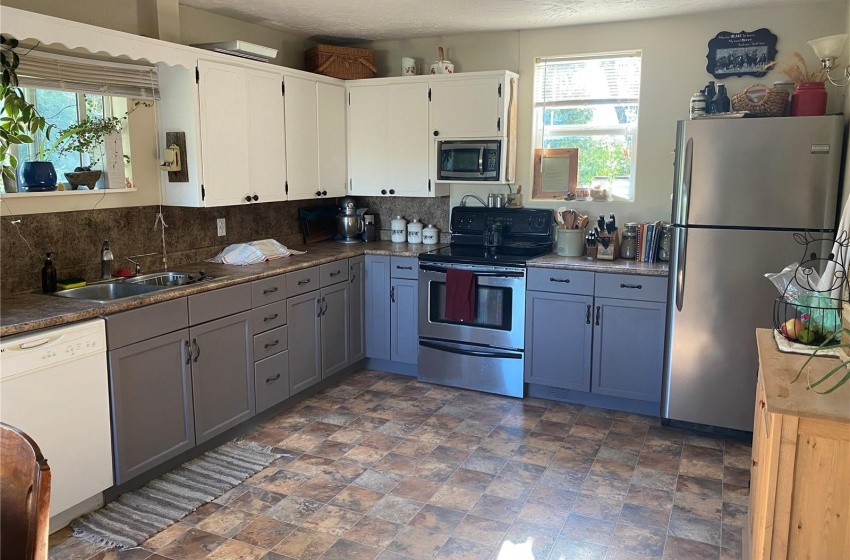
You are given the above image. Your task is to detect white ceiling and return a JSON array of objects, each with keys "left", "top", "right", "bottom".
[{"left": 178, "top": 0, "right": 825, "bottom": 41}]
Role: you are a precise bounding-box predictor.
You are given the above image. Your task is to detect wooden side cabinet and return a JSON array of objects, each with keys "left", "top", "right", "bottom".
[{"left": 750, "top": 329, "right": 850, "bottom": 560}]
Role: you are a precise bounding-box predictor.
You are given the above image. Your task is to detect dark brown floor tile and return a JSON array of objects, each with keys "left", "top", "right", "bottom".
[
  {"left": 721, "top": 502, "right": 747, "bottom": 527},
  {"left": 228, "top": 487, "right": 287, "bottom": 515},
  {"left": 721, "top": 525, "right": 743, "bottom": 556},
  {"left": 428, "top": 484, "right": 482, "bottom": 512},
  {"left": 321, "top": 410, "right": 361, "bottom": 427},
  {"left": 540, "top": 464, "right": 587, "bottom": 491},
  {"left": 478, "top": 437, "right": 521, "bottom": 457},
  {"left": 204, "top": 540, "right": 266, "bottom": 560},
  {"left": 302, "top": 504, "right": 363, "bottom": 536},
  {"left": 408, "top": 503, "right": 466, "bottom": 533},
  {"left": 561, "top": 513, "right": 617, "bottom": 547},
  {"left": 609, "top": 419, "right": 651, "bottom": 437},
  {"left": 513, "top": 444, "right": 555, "bottom": 467},
  {"left": 551, "top": 447, "right": 597, "bottom": 472},
  {"left": 590, "top": 459, "right": 636, "bottom": 482},
  {"left": 348, "top": 416, "right": 388, "bottom": 432},
  {"left": 343, "top": 514, "right": 402, "bottom": 548},
  {"left": 157, "top": 528, "right": 226, "bottom": 560},
  {"left": 330, "top": 485, "right": 385, "bottom": 513},
  {"left": 548, "top": 537, "right": 607, "bottom": 560},
  {"left": 328, "top": 427, "right": 370, "bottom": 445},
  {"left": 515, "top": 502, "right": 567, "bottom": 532},
  {"left": 141, "top": 523, "right": 191, "bottom": 551},
  {"left": 427, "top": 444, "right": 472, "bottom": 466},
  {"left": 390, "top": 476, "right": 442, "bottom": 502},
  {"left": 581, "top": 474, "right": 630, "bottom": 498},
  {"left": 637, "top": 451, "right": 681, "bottom": 474},
  {"left": 609, "top": 524, "right": 666, "bottom": 557},
  {"left": 662, "top": 535, "right": 720, "bottom": 560},
  {"left": 668, "top": 512, "right": 722, "bottom": 546},
  {"left": 307, "top": 440, "right": 353, "bottom": 460},
  {"left": 447, "top": 467, "right": 496, "bottom": 493},
  {"left": 281, "top": 433, "right": 327, "bottom": 453},
  {"left": 531, "top": 419, "right": 571, "bottom": 438},
  {"left": 373, "top": 452, "right": 421, "bottom": 476},
  {"left": 440, "top": 432, "right": 484, "bottom": 452},
  {"left": 320, "top": 539, "right": 381, "bottom": 560},
  {"left": 386, "top": 526, "right": 451, "bottom": 559},
  {"left": 679, "top": 457, "right": 724, "bottom": 480},
  {"left": 392, "top": 437, "right": 440, "bottom": 458},
  {"left": 468, "top": 494, "right": 524, "bottom": 523},
  {"left": 453, "top": 515, "right": 511, "bottom": 548},
  {"left": 684, "top": 434, "right": 725, "bottom": 451},
  {"left": 575, "top": 413, "right": 614, "bottom": 430},
  {"left": 722, "top": 483, "right": 749, "bottom": 506},
  {"left": 485, "top": 475, "right": 535, "bottom": 501},
  {"left": 676, "top": 475, "right": 723, "bottom": 499},
  {"left": 673, "top": 492, "right": 722, "bottom": 520},
  {"left": 352, "top": 468, "right": 402, "bottom": 493},
  {"left": 292, "top": 475, "right": 348, "bottom": 503},
  {"left": 619, "top": 502, "right": 671, "bottom": 533},
  {"left": 377, "top": 421, "right": 420, "bottom": 438},
  {"left": 325, "top": 459, "right": 369, "bottom": 483},
  {"left": 569, "top": 424, "right": 610, "bottom": 443},
  {"left": 571, "top": 491, "right": 624, "bottom": 521},
  {"left": 409, "top": 425, "right": 452, "bottom": 443},
  {"left": 632, "top": 467, "right": 678, "bottom": 492},
  {"left": 259, "top": 468, "right": 314, "bottom": 493},
  {"left": 265, "top": 496, "right": 325, "bottom": 525},
  {"left": 499, "top": 459, "right": 546, "bottom": 484},
  {"left": 410, "top": 457, "right": 457, "bottom": 483},
  {"left": 435, "top": 537, "right": 492, "bottom": 560},
  {"left": 424, "top": 413, "right": 465, "bottom": 430},
  {"left": 368, "top": 495, "right": 424, "bottom": 524},
  {"left": 195, "top": 506, "right": 257, "bottom": 538},
  {"left": 234, "top": 517, "right": 298, "bottom": 549},
  {"left": 272, "top": 527, "right": 337, "bottom": 560},
  {"left": 722, "top": 466, "right": 750, "bottom": 487},
  {"left": 455, "top": 418, "right": 497, "bottom": 438},
  {"left": 360, "top": 432, "right": 404, "bottom": 451},
  {"left": 625, "top": 484, "right": 674, "bottom": 514},
  {"left": 604, "top": 432, "right": 646, "bottom": 452},
  {"left": 181, "top": 502, "right": 223, "bottom": 526},
  {"left": 460, "top": 450, "right": 509, "bottom": 475}
]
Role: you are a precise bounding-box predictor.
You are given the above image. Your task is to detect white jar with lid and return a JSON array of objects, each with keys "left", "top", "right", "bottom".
[
  {"left": 407, "top": 219, "right": 423, "bottom": 244},
  {"left": 422, "top": 224, "right": 439, "bottom": 245},
  {"left": 390, "top": 216, "right": 407, "bottom": 243}
]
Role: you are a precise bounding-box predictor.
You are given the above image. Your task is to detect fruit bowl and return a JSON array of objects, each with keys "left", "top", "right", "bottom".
[{"left": 773, "top": 298, "right": 841, "bottom": 347}]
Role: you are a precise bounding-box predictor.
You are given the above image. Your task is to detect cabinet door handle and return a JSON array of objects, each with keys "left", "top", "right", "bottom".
[
  {"left": 595, "top": 306, "right": 601, "bottom": 326},
  {"left": 264, "top": 340, "right": 280, "bottom": 349},
  {"left": 263, "top": 286, "right": 278, "bottom": 294},
  {"left": 390, "top": 286, "right": 395, "bottom": 303},
  {"left": 266, "top": 373, "right": 281, "bottom": 383},
  {"left": 184, "top": 340, "right": 191, "bottom": 365},
  {"left": 586, "top": 305, "right": 591, "bottom": 325},
  {"left": 620, "top": 283, "right": 642, "bottom": 289},
  {"left": 321, "top": 190, "right": 327, "bottom": 196},
  {"left": 252, "top": 194, "right": 259, "bottom": 201},
  {"left": 396, "top": 265, "right": 413, "bottom": 270},
  {"left": 192, "top": 338, "right": 201, "bottom": 363},
  {"left": 389, "top": 189, "right": 395, "bottom": 195},
  {"left": 321, "top": 297, "right": 328, "bottom": 316},
  {"left": 316, "top": 298, "right": 322, "bottom": 317},
  {"left": 244, "top": 195, "right": 252, "bottom": 203},
  {"left": 350, "top": 265, "right": 355, "bottom": 283},
  {"left": 550, "top": 277, "right": 570, "bottom": 283},
  {"left": 298, "top": 278, "right": 311, "bottom": 285},
  {"left": 263, "top": 313, "right": 279, "bottom": 322},
  {"left": 315, "top": 190, "right": 322, "bottom": 197},
  {"left": 330, "top": 270, "right": 341, "bottom": 277}
]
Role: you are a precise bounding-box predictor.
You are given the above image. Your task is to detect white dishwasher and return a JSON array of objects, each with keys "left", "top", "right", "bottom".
[{"left": 1, "top": 318, "right": 113, "bottom": 529}]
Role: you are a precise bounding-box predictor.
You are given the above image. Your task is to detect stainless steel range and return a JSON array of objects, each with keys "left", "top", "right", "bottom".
[{"left": 418, "top": 206, "right": 555, "bottom": 397}]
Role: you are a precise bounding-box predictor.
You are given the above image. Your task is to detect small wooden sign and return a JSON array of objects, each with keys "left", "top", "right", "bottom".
[{"left": 165, "top": 131, "right": 189, "bottom": 183}]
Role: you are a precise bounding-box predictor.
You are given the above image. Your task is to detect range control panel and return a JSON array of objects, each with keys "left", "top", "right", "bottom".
[{"left": 450, "top": 207, "right": 554, "bottom": 235}]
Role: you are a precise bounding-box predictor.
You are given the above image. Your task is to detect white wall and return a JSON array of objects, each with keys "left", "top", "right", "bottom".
[{"left": 365, "top": 2, "right": 846, "bottom": 224}]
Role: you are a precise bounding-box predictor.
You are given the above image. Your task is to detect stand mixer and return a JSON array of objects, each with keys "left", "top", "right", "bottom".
[{"left": 335, "top": 197, "right": 364, "bottom": 243}]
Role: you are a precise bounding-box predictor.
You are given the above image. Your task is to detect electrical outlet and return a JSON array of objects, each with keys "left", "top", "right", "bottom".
[{"left": 217, "top": 218, "right": 226, "bottom": 237}]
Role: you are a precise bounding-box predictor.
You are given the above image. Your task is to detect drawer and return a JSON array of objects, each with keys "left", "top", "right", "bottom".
[
  {"left": 254, "top": 325, "right": 288, "bottom": 362},
  {"left": 390, "top": 256, "right": 418, "bottom": 279},
  {"left": 106, "top": 298, "right": 188, "bottom": 349},
  {"left": 188, "top": 283, "right": 252, "bottom": 325},
  {"left": 286, "top": 267, "right": 321, "bottom": 297},
  {"left": 252, "top": 276, "right": 287, "bottom": 306},
  {"left": 527, "top": 267, "right": 594, "bottom": 296},
  {"left": 252, "top": 300, "right": 287, "bottom": 334},
  {"left": 320, "top": 260, "right": 349, "bottom": 287},
  {"left": 594, "top": 273, "right": 668, "bottom": 302},
  {"left": 254, "top": 351, "right": 290, "bottom": 413}
]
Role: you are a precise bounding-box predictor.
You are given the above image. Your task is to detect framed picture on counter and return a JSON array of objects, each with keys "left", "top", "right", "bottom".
[
  {"left": 706, "top": 28, "right": 777, "bottom": 78},
  {"left": 532, "top": 148, "right": 578, "bottom": 200}
]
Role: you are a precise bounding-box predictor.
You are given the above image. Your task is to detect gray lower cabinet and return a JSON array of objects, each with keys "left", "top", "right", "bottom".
[
  {"left": 591, "top": 297, "right": 665, "bottom": 402},
  {"left": 287, "top": 290, "right": 322, "bottom": 394},
  {"left": 390, "top": 278, "right": 418, "bottom": 364},
  {"left": 190, "top": 311, "right": 255, "bottom": 444},
  {"left": 255, "top": 351, "right": 290, "bottom": 413},
  {"left": 349, "top": 256, "right": 366, "bottom": 363},
  {"left": 365, "top": 255, "right": 391, "bottom": 360},
  {"left": 524, "top": 291, "right": 594, "bottom": 391},
  {"left": 108, "top": 329, "right": 194, "bottom": 484},
  {"left": 321, "top": 281, "right": 350, "bottom": 378}
]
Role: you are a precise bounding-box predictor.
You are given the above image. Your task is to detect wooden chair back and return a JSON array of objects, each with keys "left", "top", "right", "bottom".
[{"left": 0, "top": 422, "right": 51, "bottom": 560}]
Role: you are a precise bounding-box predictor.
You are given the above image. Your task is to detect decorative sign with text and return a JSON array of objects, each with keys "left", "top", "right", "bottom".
[{"left": 706, "top": 28, "right": 778, "bottom": 79}]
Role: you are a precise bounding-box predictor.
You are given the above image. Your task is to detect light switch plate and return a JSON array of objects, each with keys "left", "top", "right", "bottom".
[{"left": 217, "top": 218, "right": 226, "bottom": 237}]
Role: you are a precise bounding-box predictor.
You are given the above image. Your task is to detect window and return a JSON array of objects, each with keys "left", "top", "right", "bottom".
[{"left": 533, "top": 52, "right": 641, "bottom": 201}]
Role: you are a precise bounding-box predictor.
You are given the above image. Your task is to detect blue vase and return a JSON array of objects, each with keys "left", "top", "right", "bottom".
[{"left": 17, "top": 161, "right": 58, "bottom": 192}]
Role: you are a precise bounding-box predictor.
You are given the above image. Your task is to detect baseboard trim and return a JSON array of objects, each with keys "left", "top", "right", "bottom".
[
  {"left": 363, "top": 358, "right": 417, "bottom": 377},
  {"left": 526, "top": 383, "right": 661, "bottom": 416}
]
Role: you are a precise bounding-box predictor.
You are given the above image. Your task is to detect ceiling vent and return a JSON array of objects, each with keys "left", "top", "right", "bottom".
[{"left": 192, "top": 41, "right": 278, "bottom": 62}]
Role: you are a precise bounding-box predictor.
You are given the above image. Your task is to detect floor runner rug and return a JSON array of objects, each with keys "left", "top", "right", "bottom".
[{"left": 70, "top": 440, "right": 279, "bottom": 549}]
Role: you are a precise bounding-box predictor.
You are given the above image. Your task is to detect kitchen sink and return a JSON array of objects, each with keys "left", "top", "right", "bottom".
[
  {"left": 54, "top": 282, "right": 162, "bottom": 303},
  {"left": 124, "top": 271, "right": 215, "bottom": 288}
]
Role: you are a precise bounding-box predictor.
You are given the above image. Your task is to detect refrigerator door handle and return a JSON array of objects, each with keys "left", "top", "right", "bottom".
[
  {"left": 681, "top": 137, "right": 694, "bottom": 226},
  {"left": 675, "top": 226, "right": 688, "bottom": 312}
]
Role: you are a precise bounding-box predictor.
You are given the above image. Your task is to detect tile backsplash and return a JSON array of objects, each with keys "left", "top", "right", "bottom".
[{"left": 0, "top": 196, "right": 450, "bottom": 295}]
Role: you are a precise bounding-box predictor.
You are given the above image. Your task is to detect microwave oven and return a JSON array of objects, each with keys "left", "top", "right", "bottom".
[{"left": 438, "top": 140, "right": 501, "bottom": 181}]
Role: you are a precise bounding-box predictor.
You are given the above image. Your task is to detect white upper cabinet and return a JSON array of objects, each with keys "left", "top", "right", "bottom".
[
  {"left": 284, "top": 75, "right": 320, "bottom": 201},
  {"left": 348, "top": 85, "right": 389, "bottom": 196},
  {"left": 246, "top": 69, "right": 286, "bottom": 204},
  {"left": 430, "top": 75, "right": 504, "bottom": 139},
  {"left": 388, "top": 82, "right": 431, "bottom": 196},
  {"left": 317, "top": 82, "right": 347, "bottom": 198},
  {"left": 197, "top": 60, "right": 250, "bottom": 207}
]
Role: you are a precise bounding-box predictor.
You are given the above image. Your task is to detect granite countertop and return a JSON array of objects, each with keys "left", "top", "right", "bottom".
[
  {"left": 0, "top": 241, "right": 444, "bottom": 338},
  {"left": 528, "top": 252, "right": 670, "bottom": 277}
]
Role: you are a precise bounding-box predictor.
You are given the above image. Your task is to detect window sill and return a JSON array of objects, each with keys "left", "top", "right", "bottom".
[{"left": 0, "top": 188, "right": 137, "bottom": 199}]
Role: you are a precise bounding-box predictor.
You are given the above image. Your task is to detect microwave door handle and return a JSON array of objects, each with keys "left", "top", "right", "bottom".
[{"left": 478, "top": 146, "right": 485, "bottom": 175}]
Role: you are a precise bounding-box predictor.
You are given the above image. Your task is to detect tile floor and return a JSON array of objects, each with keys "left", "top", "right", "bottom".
[{"left": 49, "top": 370, "right": 751, "bottom": 560}]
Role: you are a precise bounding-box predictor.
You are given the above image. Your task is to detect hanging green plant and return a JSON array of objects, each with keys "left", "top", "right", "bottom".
[{"left": 44, "top": 115, "right": 125, "bottom": 170}]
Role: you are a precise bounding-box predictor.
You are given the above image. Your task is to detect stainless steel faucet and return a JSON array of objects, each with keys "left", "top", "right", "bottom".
[
  {"left": 100, "top": 241, "right": 114, "bottom": 279},
  {"left": 123, "top": 256, "right": 142, "bottom": 275}
]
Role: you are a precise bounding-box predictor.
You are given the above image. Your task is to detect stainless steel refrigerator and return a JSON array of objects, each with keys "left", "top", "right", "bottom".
[{"left": 663, "top": 115, "right": 844, "bottom": 433}]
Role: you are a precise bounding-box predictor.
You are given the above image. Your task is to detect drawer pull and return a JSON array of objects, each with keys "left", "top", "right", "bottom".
[
  {"left": 550, "top": 277, "right": 570, "bottom": 283},
  {"left": 330, "top": 270, "right": 341, "bottom": 277},
  {"left": 263, "top": 286, "right": 279, "bottom": 294},
  {"left": 297, "top": 278, "right": 311, "bottom": 285},
  {"left": 263, "top": 313, "right": 279, "bottom": 322},
  {"left": 396, "top": 265, "right": 413, "bottom": 270},
  {"left": 264, "top": 340, "right": 279, "bottom": 349},
  {"left": 620, "top": 283, "right": 642, "bottom": 289},
  {"left": 266, "top": 373, "right": 281, "bottom": 383}
]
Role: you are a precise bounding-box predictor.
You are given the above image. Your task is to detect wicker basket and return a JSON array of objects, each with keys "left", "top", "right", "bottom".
[
  {"left": 731, "top": 83, "right": 789, "bottom": 117},
  {"left": 305, "top": 45, "right": 377, "bottom": 79}
]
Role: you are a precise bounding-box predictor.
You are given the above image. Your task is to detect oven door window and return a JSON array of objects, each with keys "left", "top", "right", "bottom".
[{"left": 429, "top": 280, "right": 512, "bottom": 330}]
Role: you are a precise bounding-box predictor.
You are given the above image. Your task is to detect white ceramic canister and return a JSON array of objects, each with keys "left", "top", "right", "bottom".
[
  {"left": 390, "top": 216, "right": 408, "bottom": 243},
  {"left": 407, "top": 219, "right": 423, "bottom": 244},
  {"left": 422, "top": 224, "right": 439, "bottom": 245}
]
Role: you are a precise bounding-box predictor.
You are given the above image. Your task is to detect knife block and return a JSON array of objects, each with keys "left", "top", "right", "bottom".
[{"left": 596, "top": 229, "right": 620, "bottom": 260}]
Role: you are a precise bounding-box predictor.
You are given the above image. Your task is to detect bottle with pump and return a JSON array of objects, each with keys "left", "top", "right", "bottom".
[{"left": 42, "top": 252, "right": 57, "bottom": 293}]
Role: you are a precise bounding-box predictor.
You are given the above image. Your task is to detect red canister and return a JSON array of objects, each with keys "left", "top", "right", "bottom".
[{"left": 790, "top": 82, "right": 827, "bottom": 116}]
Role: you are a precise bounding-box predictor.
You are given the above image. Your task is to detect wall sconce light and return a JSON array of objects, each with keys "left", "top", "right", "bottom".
[
  {"left": 809, "top": 34, "right": 849, "bottom": 87},
  {"left": 159, "top": 144, "right": 182, "bottom": 172}
]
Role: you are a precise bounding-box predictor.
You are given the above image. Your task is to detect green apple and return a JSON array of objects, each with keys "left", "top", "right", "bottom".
[{"left": 797, "top": 329, "right": 816, "bottom": 344}]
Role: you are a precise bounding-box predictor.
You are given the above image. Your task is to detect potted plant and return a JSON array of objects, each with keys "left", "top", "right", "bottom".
[
  {"left": 778, "top": 52, "right": 828, "bottom": 116},
  {"left": 0, "top": 34, "right": 56, "bottom": 192},
  {"left": 44, "top": 115, "right": 125, "bottom": 189}
]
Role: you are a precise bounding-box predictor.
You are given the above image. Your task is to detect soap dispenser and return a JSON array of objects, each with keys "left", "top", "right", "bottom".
[
  {"left": 101, "top": 241, "right": 114, "bottom": 279},
  {"left": 42, "top": 252, "right": 57, "bottom": 293}
]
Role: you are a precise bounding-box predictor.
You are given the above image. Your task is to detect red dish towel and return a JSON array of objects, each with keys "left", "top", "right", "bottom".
[{"left": 445, "top": 268, "right": 476, "bottom": 322}]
